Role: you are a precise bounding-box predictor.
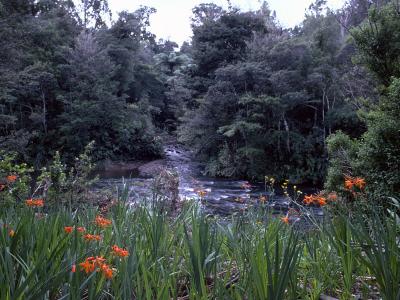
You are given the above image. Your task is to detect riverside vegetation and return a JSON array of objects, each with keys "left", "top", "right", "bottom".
[
  {"left": 1, "top": 0, "right": 400, "bottom": 299},
  {"left": 0, "top": 149, "right": 399, "bottom": 299}
]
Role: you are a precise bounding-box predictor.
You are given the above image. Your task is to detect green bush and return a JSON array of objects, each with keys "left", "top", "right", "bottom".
[{"left": 326, "top": 78, "right": 400, "bottom": 201}]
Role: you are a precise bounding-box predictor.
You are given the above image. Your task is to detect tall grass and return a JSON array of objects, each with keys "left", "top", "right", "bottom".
[
  {"left": 0, "top": 191, "right": 398, "bottom": 299},
  {"left": 299, "top": 231, "right": 341, "bottom": 299},
  {"left": 246, "top": 228, "right": 302, "bottom": 299},
  {"left": 325, "top": 215, "right": 358, "bottom": 299},
  {"left": 352, "top": 211, "right": 400, "bottom": 300}
]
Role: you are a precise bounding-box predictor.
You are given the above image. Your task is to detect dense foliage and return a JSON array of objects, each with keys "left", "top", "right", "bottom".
[
  {"left": 1, "top": 0, "right": 399, "bottom": 190},
  {"left": 176, "top": 1, "right": 379, "bottom": 183},
  {"left": 0, "top": 0, "right": 168, "bottom": 166},
  {"left": 326, "top": 1, "right": 400, "bottom": 199}
]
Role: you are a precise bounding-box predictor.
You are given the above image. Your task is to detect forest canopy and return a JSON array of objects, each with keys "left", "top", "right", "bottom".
[{"left": 1, "top": 0, "right": 399, "bottom": 196}]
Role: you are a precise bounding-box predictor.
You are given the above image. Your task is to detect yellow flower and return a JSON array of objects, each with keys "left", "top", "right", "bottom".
[{"left": 197, "top": 190, "right": 207, "bottom": 198}]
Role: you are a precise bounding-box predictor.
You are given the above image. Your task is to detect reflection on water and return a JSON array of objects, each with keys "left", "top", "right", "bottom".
[
  {"left": 97, "top": 168, "right": 139, "bottom": 179},
  {"left": 95, "top": 144, "right": 322, "bottom": 217}
]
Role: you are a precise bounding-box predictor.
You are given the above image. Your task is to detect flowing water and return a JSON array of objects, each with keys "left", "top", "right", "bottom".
[{"left": 95, "top": 144, "right": 322, "bottom": 217}]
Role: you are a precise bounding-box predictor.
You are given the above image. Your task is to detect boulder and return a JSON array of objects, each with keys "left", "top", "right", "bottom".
[
  {"left": 138, "top": 159, "right": 167, "bottom": 178},
  {"left": 153, "top": 168, "right": 180, "bottom": 211}
]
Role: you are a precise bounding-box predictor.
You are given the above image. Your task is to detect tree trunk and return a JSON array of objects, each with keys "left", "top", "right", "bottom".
[
  {"left": 41, "top": 87, "right": 47, "bottom": 135},
  {"left": 322, "top": 89, "right": 326, "bottom": 146},
  {"left": 283, "top": 115, "right": 290, "bottom": 153}
]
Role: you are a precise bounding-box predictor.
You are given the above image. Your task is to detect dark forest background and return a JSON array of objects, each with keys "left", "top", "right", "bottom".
[{"left": 1, "top": 0, "right": 399, "bottom": 196}]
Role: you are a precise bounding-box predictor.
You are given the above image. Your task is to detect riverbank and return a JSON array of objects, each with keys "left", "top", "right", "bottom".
[
  {"left": 93, "top": 142, "right": 323, "bottom": 216},
  {"left": 1, "top": 148, "right": 396, "bottom": 299},
  {"left": 0, "top": 194, "right": 392, "bottom": 299},
  {"left": 97, "top": 159, "right": 167, "bottom": 179}
]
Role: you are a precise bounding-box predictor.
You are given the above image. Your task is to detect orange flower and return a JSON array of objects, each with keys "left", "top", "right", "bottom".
[
  {"left": 303, "top": 194, "right": 327, "bottom": 207},
  {"left": 6, "top": 175, "right": 17, "bottom": 183},
  {"left": 77, "top": 226, "right": 86, "bottom": 233},
  {"left": 83, "top": 234, "right": 102, "bottom": 242},
  {"left": 79, "top": 259, "right": 96, "bottom": 274},
  {"left": 92, "top": 256, "right": 106, "bottom": 266},
  {"left": 314, "top": 194, "right": 326, "bottom": 206},
  {"left": 25, "top": 199, "right": 34, "bottom": 207},
  {"left": 64, "top": 226, "right": 74, "bottom": 234},
  {"left": 35, "top": 199, "right": 44, "bottom": 207},
  {"left": 344, "top": 179, "right": 354, "bottom": 190},
  {"left": 281, "top": 216, "right": 289, "bottom": 224},
  {"left": 94, "top": 216, "right": 112, "bottom": 228},
  {"left": 111, "top": 245, "right": 129, "bottom": 258},
  {"left": 344, "top": 176, "right": 366, "bottom": 191},
  {"left": 78, "top": 256, "right": 112, "bottom": 279},
  {"left": 318, "top": 198, "right": 327, "bottom": 206},
  {"left": 9, "top": 229, "right": 15, "bottom": 237},
  {"left": 354, "top": 177, "right": 366, "bottom": 190},
  {"left": 100, "top": 263, "right": 113, "bottom": 279},
  {"left": 303, "top": 195, "right": 313, "bottom": 205},
  {"left": 71, "top": 264, "right": 76, "bottom": 273},
  {"left": 25, "top": 199, "right": 44, "bottom": 207}
]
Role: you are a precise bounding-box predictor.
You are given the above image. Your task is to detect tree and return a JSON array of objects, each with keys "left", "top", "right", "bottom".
[
  {"left": 59, "top": 32, "right": 161, "bottom": 161},
  {"left": 327, "top": 1, "right": 400, "bottom": 199},
  {"left": 357, "top": 78, "right": 400, "bottom": 197},
  {"left": 191, "top": 10, "right": 267, "bottom": 79},
  {"left": 0, "top": 0, "right": 78, "bottom": 165},
  {"left": 351, "top": 2, "right": 400, "bottom": 85},
  {"left": 0, "top": 0, "right": 36, "bottom": 16},
  {"left": 191, "top": 3, "right": 225, "bottom": 27},
  {"left": 0, "top": 1, "right": 164, "bottom": 165},
  {"left": 177, "top": 1, "right": 373, "bottom": 183},
  {"left": 77, "top": 0, "right": 111, "bottom": 29}
]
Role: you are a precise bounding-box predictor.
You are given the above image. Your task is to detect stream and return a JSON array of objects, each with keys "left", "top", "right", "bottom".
[{"left": 95, "top": 144, "right": 323, "bottom": 217}]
